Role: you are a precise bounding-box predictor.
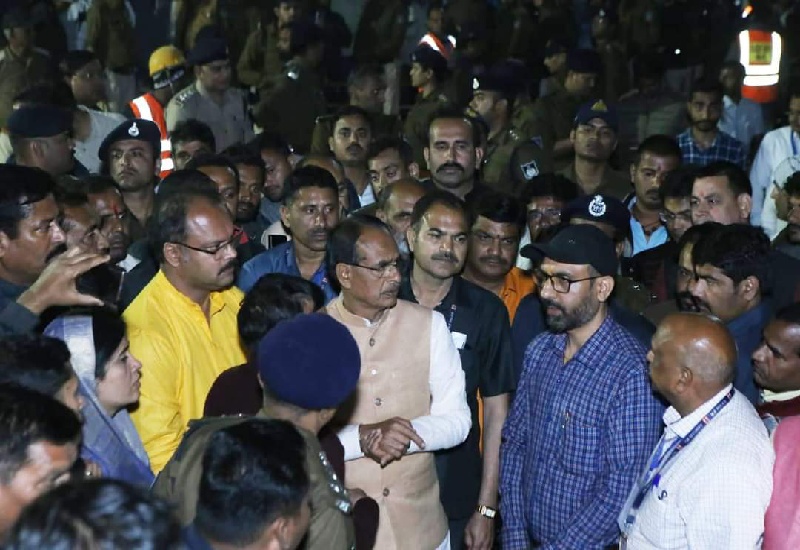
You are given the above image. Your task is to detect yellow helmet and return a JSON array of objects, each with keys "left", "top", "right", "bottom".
[{"left": 148, "top": 46, "right": 186, "bottom": 77}]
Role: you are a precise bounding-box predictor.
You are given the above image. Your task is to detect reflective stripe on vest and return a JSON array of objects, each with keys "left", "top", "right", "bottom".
[
  {"left": 129, "top": 93, "right": 173, "bottom": 178},
  {"left": 739, "top": 29, "right": 782, "bottom": 102}
]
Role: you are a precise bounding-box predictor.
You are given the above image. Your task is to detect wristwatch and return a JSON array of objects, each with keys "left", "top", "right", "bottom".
[{"left": 477, "top": 505, "right": 497, "bottom": 519}]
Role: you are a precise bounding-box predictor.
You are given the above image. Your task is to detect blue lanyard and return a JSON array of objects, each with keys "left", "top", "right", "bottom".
[
  {"left": 622, "top": 388, "right": 735, "bottom": 530},
  {"left": 792, "top": 132, "right": 797, "bottom": 156},
  {"left": 445, "top": 304, "right": 457, "bottom": 331}
]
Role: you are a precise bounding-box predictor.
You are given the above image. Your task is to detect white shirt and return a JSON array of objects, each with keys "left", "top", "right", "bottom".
[
  {"left": 719, "top": 95, "right": 764, "bottom": 154},
  {"left": 359, "top": 183, "right": 375, "bottom": 208},
  {"left": 619, "top": 386, "right": 774, "bottom": 549},
  {"left": 749, "top": 125, "right": 796, "bottom": 237},
  {"left": 337, "top": 307, "right": 471, "bottom": 460},
  {"left": 260, "top": 219, "right": 290, "bottom": 249},
  {"left": 74, "top": 107, "right": 126, "bottom": 173}
]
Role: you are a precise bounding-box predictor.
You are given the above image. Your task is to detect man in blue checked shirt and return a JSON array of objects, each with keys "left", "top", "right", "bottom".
[
  {"left": 500, "top": 224, "right": 664, "bottom": 549},
  {"left": 676, "top": 78, "right": 746, "bottom": 169}
]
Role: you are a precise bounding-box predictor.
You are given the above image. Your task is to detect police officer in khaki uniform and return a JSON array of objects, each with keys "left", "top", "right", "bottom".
[
  {"left": 166, "top": 26, "right": 254, "bottom": 153},
  {"left": 254, "top": 21, "right": 326, "bottom": 154},
  {"left": 310, "top": 64, "right": 402, "bottom": 155},
  {"left": 0, "top": 8, "right": 53, "bottom": 127},
  {"left": 470, "top": 68, "right": 526, "bottom": 196},
  {"left": 528, "top": 49, "right": 601, "bottom": 170},
  {"left": 563, "top": 193, "right": 655, "bottom": 314},
  {"left": 404, "top": 44, "right": 452, "bottom": 170},
  {"left": 236, "top": 0, "right": 297, "bottom": 95}
]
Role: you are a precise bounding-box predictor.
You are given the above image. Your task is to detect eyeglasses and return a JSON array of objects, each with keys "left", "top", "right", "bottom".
[
  {"left": 346, "top": 259, "right": 402, "bottom": 278},
  {"left": 171, "top": 228, "right": 241, "bottom": 258},
  {"left": 527, "top": 208, "right": 561, "bottom": 223},
  {"left": 533, "top": 267, "right": 601, "bottom": 294},
  {"left": 659, "top": 210, "right": 692, "bottom": 224}
]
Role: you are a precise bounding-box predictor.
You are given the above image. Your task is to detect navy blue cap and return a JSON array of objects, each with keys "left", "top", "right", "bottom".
[
  {"left": 574, "top": 99, "right": 618, "bottom": 132},
  {"left": 472, "top": 66, "right": 516, "bottom": 97},
  {"left": 411, "top": 43, "right": 448, "bottom": 74},
  {"left": 187, "top": 26, "right": 229, "bottom": 66},
  {"left": 563, "top": 194, "right": 630, "bottom": 236},
  {"left": 98, "top": 119, "right": 161, "bottom": 163},
  {"left": 567, "top": 48, "right": 601, "bottom": 74},
  {"left": 257, "top": 313, "right": 361, "bottom": 410},
  {"left": 289, "top": 19, "right": 324, "bottom": 54},
  {"left": 2, "top": 7, "right": 32, "bottom": 29},
  {"left": 7, "top": 105, "right": 72, "bottom": 138},
  {"left": 521, "top": 224, "right": 618, "bottom": 276}
]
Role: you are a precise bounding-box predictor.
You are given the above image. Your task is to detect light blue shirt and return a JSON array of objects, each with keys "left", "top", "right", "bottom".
[{"left": 629, "top": 197, "right": 668, "bottom": 256}]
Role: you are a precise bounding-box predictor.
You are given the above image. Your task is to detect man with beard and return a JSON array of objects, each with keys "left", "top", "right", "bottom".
[
  {"left": 559, "top": 99, "right": 631, "bottom": 200},
  {"left": 328, "top": 106, "right": 374, "bottom": 206},
  {"left": 399, "top": 191, "right": 514, "bottom": 550},
  {"left": 185, "top": 154, "right": 265, "bottom": 266},
  {"left": 126, "top": 181, "right": 246, "bottom": 472},
  {"left": 677, "top": 78, "right": 746, "bottom": 168},
  {"left": 375, "top": 178, "right": 427, "bottom": 261},
  {"left": 80, "top": 176, "right": 139, "bottom": 272},
  {"left": 626, "top": 135, "right": 683, "bottom": 255},
  {"left": 238, "top": 166, "right": 339, "bottom": 302},
  {"left": 99, "top": 119, "right": 163, "bottom": 243},
  {"left": 463, "top": 191, "right": 534, "bottom": 322},
  {"left": 423, "top": 107, "right": 485, "bottom": 202},
  {"left": 687, "top": 223, "right": 772, "bottom": 405},
  {"left": 772, "top": 172, "right": 800, "bottom": 260},
  {"left": 222, "top": 145, "right": 268, "bottom": 243},
  {"left": 325, "top": 215, "right": 470, "bottom": 550},
  {"left": 247, "top": 132, "right": 293, "bottom": 227},
  {"left": 311, "top": 65, "right": 403, "bottom": 155},
  {"left": 528, "top": 49, "right": 601, "bottom": 169},
  {"left": 0, "top": 165, "right": 109, "bottom": 336},
  {"left": 718, "top": 61, "right": 764, "bottom": 155},
  {"left": 501, "top": 224, "right": 663, "bottom": 549}
]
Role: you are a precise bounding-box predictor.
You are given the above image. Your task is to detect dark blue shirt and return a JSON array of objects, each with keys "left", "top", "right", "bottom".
[
  {"left": 727, "top": 301, "right": 772, "bottom": 405},
  {"left": 500, "top": 315, "right": 663, "bottom": 548},
  {"left": 236, "top": 241, "right": 337, "bottom": 302},
  {"left": 511, "top": 292, "right": 655, "bottom": 383},
  {"left": 0, "top": 278, "right": 38, "bottom": 335}
]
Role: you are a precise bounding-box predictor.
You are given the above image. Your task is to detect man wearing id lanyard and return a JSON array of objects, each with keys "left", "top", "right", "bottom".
[
  {"left": 400, "top": 190, "right": 515, "bottom": 550},
  {"left": 618, "top": 312, "right": 773, "bottom": 549}
]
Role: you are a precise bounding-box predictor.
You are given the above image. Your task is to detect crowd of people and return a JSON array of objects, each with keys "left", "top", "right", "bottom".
[{"left": 2, "top": 0, "right": 800, "bottom": 549}]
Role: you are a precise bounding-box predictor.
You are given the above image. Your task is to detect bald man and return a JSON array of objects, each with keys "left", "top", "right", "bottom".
[
  {"left": 375, "top": 178, "right": 427, "bottom": 258},
  {"left": 619, "top": 313, "right": 774, "bottom": 549}
]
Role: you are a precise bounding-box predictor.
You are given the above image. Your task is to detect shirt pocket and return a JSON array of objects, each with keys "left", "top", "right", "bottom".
[{"left": 555, "top": 408, "right": 603, "bottom": 476}]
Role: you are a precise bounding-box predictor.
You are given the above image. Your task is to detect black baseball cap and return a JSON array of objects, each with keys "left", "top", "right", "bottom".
[{"left": 521, "top": 224, "right": 618, "bottom": 276}]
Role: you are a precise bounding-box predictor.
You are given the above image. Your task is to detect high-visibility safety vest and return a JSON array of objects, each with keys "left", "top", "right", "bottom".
[
  {"left": 739, "top": 29, "right": 782, "bottom": 103},
  {"left": 128, "top": 93, "right": 174, "bottom": 177}
]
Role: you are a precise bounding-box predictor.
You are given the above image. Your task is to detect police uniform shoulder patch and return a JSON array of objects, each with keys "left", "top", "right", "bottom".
[{"left": 174, "top": 86, "right": 198, "bottom": 106}]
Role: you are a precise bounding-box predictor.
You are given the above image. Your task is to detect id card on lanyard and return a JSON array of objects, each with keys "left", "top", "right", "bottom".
[{"left": 619, "top": 388, "right": 735, "bottom": 547}]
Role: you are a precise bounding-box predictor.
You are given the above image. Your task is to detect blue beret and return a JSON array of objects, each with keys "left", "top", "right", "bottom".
[
  {"left": 574, "top": 99, "right": 619, "bottom": 132},
  {"left": 257, "top": 313, "right": 361, "bottom": 410},
  {"left": 187, "top": 26, "right": 229, "bottom": 66},
  {"left": 98, "top": 119, "right": 161, "bottom": 163},
  {"left": 7, "top": 105, "right": 72, "bottom": 138},
  {"left": 563, "top": 194, "right": 630, "bottom": 236}
]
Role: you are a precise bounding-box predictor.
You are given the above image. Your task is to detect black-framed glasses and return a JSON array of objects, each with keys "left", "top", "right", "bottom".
[
  {"left": 346, "top": 259, "right": 402, "bottom": 278},
  {"left": 171, "top": 228, "right": 242, "bottom": 258},
  {"left": 659, "top": 210, "right": 692, "bottom": 224},
  {"left": 533, "top": 267, "right": 601, "bottom": 294}
]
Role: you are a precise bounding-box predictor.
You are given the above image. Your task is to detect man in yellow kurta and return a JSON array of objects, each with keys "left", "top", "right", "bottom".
[{"left": 125, "top": 175, "right": 246, "bottom": 472}]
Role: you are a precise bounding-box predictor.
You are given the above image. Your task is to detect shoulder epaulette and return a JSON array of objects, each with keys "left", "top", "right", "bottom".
[{"left": 174, "top": 86, "right": 198, "bottom": 106}]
